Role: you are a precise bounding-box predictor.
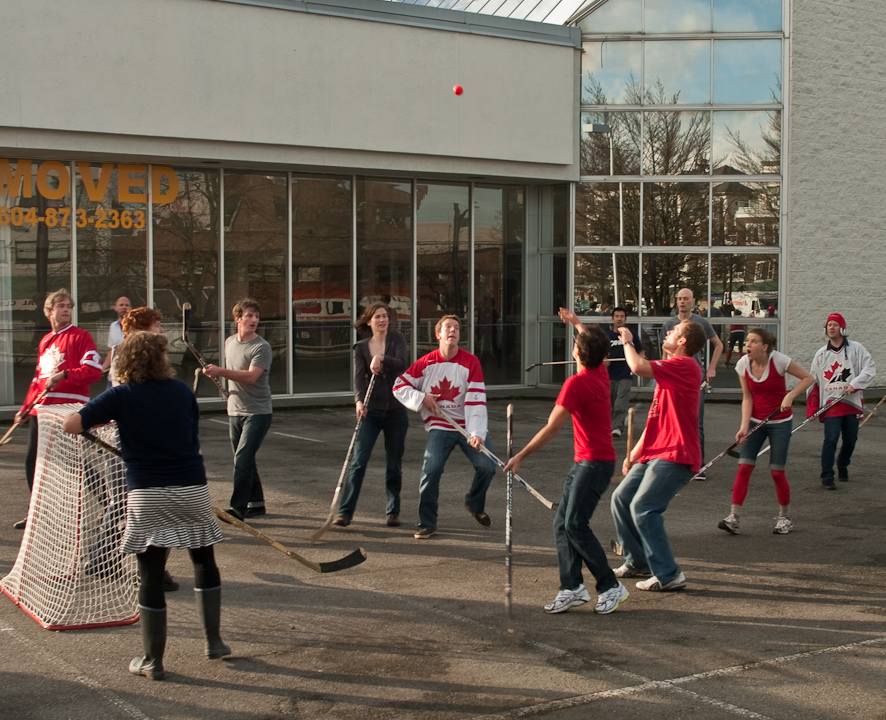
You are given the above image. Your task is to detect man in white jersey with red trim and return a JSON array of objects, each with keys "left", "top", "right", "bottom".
[
  {"left": 806, "top": 312, "right": 875, "bottom": 489},
  {"left": 13, "top": 289, "right": 103, "bottom": 529},
  {"left": 393, "top": 315, "right": 496, "bottom": 539}
]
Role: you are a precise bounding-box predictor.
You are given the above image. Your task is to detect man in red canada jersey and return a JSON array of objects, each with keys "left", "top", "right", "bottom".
[{"left": 13, "top": 289, "right": 103, "bottom": 529}]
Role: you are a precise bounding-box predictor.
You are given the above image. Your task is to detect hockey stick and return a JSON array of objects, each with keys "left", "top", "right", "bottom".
[
  {"left": 75, "top": 434, "right": 367, "bottom": 574},
  {"left": 625, "top": 406, "right": 635, "bottom": 469},
  {"left": 311, "top": 374, "right": 377, "bottom": 542},
  {"left": 525, "top": 359, "right": 625, "bottom": 372},
  {"left": 859, "top": 393, "right": 886, "bottom": 428},
  {"left": 436, "top": 407, "right": 557, "bottom": 511},
  {"left": 182, "top": 302, "right": 229, "bottom": 400},
  {"left": 691, "top": 407, "right": 782, "bottom": 480},
  {"left": 727, "top": 392, "right": 851, "bottom": 459},
  {"left": 214, "top": 507, "right": 366, "bottom": 574},
  {"left": 504, "top": 403, "right": 514, "bottom": 625},
  {"left": 1, "top": 389, "right": 50, "bottom": 447}
]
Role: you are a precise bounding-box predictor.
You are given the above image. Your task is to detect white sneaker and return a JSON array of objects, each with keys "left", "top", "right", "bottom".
[
  {"left": 718, "top": 513, "right": 740, "bottom": 535},
  {"left": 594, "top": 582, "right": 629, "bottom": 614},
  {"left": 613, "top": 563, "right": 650, "bottom": 578},
  {"left": 544, "top": 585, "right": 590, "bottom": 614},
  {"left": 636, "top": 571, "right": 686, "bottom": 592},
  {"left": 773, "top": 516, "right": 793, "bottom": 535},
  {"left": 612, "top": 428, "right": 623, "bottom": 438}
]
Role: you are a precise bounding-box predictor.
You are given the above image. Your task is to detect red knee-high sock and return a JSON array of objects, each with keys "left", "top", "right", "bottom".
[
  {"left": 731, "top": 464, "right": 755, "bottom": 505},
  {"left": 771, "top": 470, "right": 790, "bottom": 507}
]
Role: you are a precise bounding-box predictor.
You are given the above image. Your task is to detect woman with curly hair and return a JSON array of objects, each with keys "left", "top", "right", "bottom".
[{"left": 64, "top": 331, "right": 229, "bottom": 680}]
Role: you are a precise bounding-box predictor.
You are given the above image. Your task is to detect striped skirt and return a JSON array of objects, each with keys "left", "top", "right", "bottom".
[{"left": 121, "top": 484, "right": 223, "bottom": 554}]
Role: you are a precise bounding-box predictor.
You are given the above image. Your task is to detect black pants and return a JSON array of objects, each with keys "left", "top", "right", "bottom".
[
  {"left": 136, "top": 545, "right": 220, "bottom": 609},
  {"left": 25, "top": 417, "right": 39, "bottom": 492}
]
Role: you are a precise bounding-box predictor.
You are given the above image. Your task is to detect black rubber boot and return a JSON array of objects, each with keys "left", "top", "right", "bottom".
[
  {"left": 129, "top": 606, "right": 167, "bottom": 680},
  {"left": 195, "top": 587, "right": 231, "bottom": 659}
]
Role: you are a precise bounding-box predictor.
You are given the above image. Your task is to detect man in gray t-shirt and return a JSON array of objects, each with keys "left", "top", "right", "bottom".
[
  {"left": 660, "top": 288, "right": 723, "bottom": 476},
  {"left": 203, "top": 298, "right": 272, "bottom": 520}
]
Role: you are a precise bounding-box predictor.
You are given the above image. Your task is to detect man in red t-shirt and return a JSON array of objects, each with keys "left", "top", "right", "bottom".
[
  {"left": 505, "top": 325, "right": 628, "bottom": 615},
  {"left": 609, "top": 320, "right": 706, "bottom": 592}
]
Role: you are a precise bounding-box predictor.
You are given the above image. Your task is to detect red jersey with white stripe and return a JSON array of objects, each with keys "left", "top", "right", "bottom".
[
  {"left": 393, "top": 348, "right": 488, "bottom": 438},
  {"left": 735, "top": 351, "right": 792, "bottom": 423},
  {"left": 20, "top": 325, "right": 103, "bottom": 415}
]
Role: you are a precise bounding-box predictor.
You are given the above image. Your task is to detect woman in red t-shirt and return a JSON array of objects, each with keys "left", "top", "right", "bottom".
[{"left": 718, "top": 328, "right": 813, "bottom": 536}]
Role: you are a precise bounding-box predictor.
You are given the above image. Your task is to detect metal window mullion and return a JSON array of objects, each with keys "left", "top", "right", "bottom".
[
  {"left": 147, "top": 165, "right": 153, "bottom": 308},
  {"left": 218, "top": 169, "right": 225, "bottom": 370},
  {"left": 351, "top": 175, "right": 358, "bottom": 393},
  {"left": 411, "top": 177, "right": 418, "bottom": 363},
  {"left": 69, "top": 161, "right": 77, "bottom": 324},
  {"left": 468, "top": 183, "right": 475, "bottom": 355},
  {"left": 286, "top": 171, "right": 293, "bottom": 396}
]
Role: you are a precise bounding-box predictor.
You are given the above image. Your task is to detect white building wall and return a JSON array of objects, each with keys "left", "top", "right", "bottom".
[
  {"left": 0, "top": 0, "right": 579, "bottom": 181},
  {"left": 787, "top": 0, "right": 886, "bottom": 377}
]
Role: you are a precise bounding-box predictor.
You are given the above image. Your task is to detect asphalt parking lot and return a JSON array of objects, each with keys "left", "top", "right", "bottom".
[{"left": 2, "top": 396, "right": 886, "bottom": 720}]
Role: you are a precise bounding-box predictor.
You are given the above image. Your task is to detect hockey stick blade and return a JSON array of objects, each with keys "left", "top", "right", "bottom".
[
  {"left": 436, "top": 407, "right": 557, "bottom": 511},
  {"left": 214, "top": 507, "right": 366, "bottom": 573},
  {"left": 610, "top": 539, "right": 624, "bottom": 556}
]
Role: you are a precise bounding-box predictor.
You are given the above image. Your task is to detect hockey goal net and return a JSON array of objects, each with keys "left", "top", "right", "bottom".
[{"left": 1, "top": 404, "right": 138, "bottom": 630}]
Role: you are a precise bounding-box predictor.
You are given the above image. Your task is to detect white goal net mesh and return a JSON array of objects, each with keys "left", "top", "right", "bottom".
[{"left": 1, "top": 404, "right": 138, "bottom": 630}]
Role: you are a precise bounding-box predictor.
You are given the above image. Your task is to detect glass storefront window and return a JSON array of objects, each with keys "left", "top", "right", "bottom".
[
  {"left": 224, "top": 172, "right": 288, "bottom": 394},
  {"left": 540, "top": 253, "right": 568, "bottom": 317},
  {"left": 0, "top": 159, "right": 73, "bottom": 405},
  {"left": 581, "top": 111, "right": 642, "bottom": 176},
  {"left": 152, "top": 168, "right": 220, "bottom": 397},
  {"left": 576, "top": 182, "right": 641, "bottom": 247},
  {"left": 714, "top": 0, "right": 782, "bottom": 33},
  {"left": 713, "top": 40, "right": 782, "bottom": 104},
  {"left": 713, "top": 110, "right": 781, "bottom": 175},
  {"left": 642, "top": 182, "right": 710, "bottom": 246},
  {"left": 712, "top": 181, "right": 780, "bottom": 246},
  {"left": 75, "top": 163, "right": 149, "bottom": 396},
  {"left": 292, "top": 175, "right": 352, "bottom": 394},
  {"left": 536, "top": 320, "right": 572, "bottom": 386},
  {"left": 711, "top": 253, "right": 779, "bottom": 319},
  {"left": 640, "top": 253, "right": 708, "bottom": 316},
  {"left": 645, "top": 0, "right": 711, "bottom": 33},
  {"left": 474, "top": 185, "right": 524, "bottom": 384},
  {"left": 539, "top": 184, "right": 568, "bottom": 249},
  {"left": 577, "top": 0, "right": 641, "bottom": 33},
  {"left": 416, "top": 182, "right": 469, "bottom": 352},
  {"left": 644, "top": 41, "right": 711, "bottom": 105},
  {"left": 643, "top": 111, "right": 711, "bottom": 175},
  {"left": 356, "top": 178, "right": 413, "bottom": 359},
  {"left": 581, "top": 42, "right": 642, "bottom": 105},
  {"left": 574, "top": 252, "right": 640, "bottom": 316}
]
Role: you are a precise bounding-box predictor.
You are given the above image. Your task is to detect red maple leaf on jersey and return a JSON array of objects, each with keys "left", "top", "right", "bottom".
[
  {"left": 823, "top": 361, "right": 840, "bottom": 382},
  {"left": 431, "top": 377, "right": 460, "bottom": 402}
]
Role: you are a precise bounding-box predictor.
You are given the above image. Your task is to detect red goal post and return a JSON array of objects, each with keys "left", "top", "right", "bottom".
[{"left": 1, "top": 405, "right": 138, "bottom": 630}]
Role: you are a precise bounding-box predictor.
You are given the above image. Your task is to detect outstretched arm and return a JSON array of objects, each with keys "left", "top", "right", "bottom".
[
  {"left": 558, "top": 307, "right": 586, "bottom": 334},
  {"left": 503, "top": 405, "right": 570, "bottom": 475},
  {"left": 618, "top": 327, "right": 654, "bottom": 378}
]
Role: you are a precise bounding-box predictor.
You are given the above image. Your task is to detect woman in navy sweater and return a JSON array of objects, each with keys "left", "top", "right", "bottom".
[{"left": 64, "top": 331, "right": 229, "bottom": 681}]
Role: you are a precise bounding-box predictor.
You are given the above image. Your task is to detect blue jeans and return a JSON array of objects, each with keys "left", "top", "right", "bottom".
[
  {"left": 554, "top": 461, "right": 618, "bottom": 593},
  {"left": 338, "top": 406, "right": 409, "bottom": 519},
  {"left": 229, "top": 414, "right": 272, "bottom": 514},
  {"left": 610, "top": 459, "right": 693, "bottom": 584},
  {"left": 821, "top": 414, "right": 859, "bottom": 480},
  {"left": 417, "top": 430, "right": 496, "bottom": 529},
  {"left": 739, "top": 418, "right": 792, "bottom": 469}
]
